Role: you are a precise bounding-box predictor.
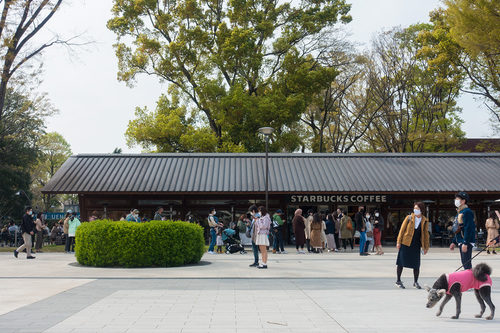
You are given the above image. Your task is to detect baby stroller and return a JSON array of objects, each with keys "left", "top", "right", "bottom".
[{"left": 222, "top": 228, "right": 246, "bottom": 254}]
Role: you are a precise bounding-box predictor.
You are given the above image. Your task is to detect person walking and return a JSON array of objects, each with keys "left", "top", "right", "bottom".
[
  {"left": 255, "top": 206, "right": 271, "bottom": 269},
  {"left": 310, "top": 213, "right": 323, "bottom": 253},
  {"left": 355, "top": 206, "right": 368, "bottom": 256},
  {"left": 449, "top": 192, "right": 476, "bottom": 270},
  {"left": 63, "top": 212, "right": 71, "bottom": 253},
  {"left": 34, "top": 213, "right": 45, "bottom": 253},
  {"left": 67, "top": 212, "right": 81, "bottom": 253},
  {"left": 272, "top": 209, "right": 287, "bottom": 254},
  {"left": 373, "top": 210, "right": 385, "bottom": 255},
  {"left": 395, "top": 202, "right": 429, "bottom": 289},
  {"left": 340, "top": 210, "right": 353, "bottom": 251},
  {"left": 207, "top": 208, "right": 223, "bottom": 255},
  {"left": 485, "top": 212, "right": 499, "bottom": 254},
  {"left": 14, "top": 207, "right": 36, "bottom": 259},
  {"left": 333, "top": 211, "right": 341, "bottom": 252},
  {"left": 292, "top": 209, "right": 306, "bottom": 254}
]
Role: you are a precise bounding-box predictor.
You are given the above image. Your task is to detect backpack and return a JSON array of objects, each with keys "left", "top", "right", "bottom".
[{"left": 346, "top": 218, "right": 354, "bottom": 231}]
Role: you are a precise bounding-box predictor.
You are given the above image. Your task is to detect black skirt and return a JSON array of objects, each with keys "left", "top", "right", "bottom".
[{"left": 396, "top": 223, "right": 422, "bottom": 269}]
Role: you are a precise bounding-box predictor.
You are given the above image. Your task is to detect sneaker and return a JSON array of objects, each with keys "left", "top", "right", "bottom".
[
  {"left": 276, "top": 251, "right": 281, "bottom": 254},
  {"left": 258, "top": 264, "right": 268, "bottom": 269},
  {"left": 249, "top": 262, "right": 259, "bottom": 267},
  {"left": 334, "top": 249, "right": 339, "bottom": 252},
  {"left": 207, "top": 251, "right": 215, "bottom": 254},
  {"left": 300, "top": 250, "right": 306, "bottom": 254},
  {"left": 14, "top": 250, "right": 18, "bottom": 258},
  {"left": 487, "top": 250, "right": 491, "bottom": 254},
  {"left": 395, "top": 281, "right": 405, "bottom": 289},
  {"left": 297, "top": 251, "right": 301, "bottom": 254},
  {"left": 281, "top": 250, "right": 288, "bottom": 254},
  {"left": 493, "top": 251, "right": 497, "bottom": 255},
  {"left": 27, "top": 256, "right": 36, "bottom": 259},
  {"left": 272, "top": 249, "right": 277, "bottom": 254},
  {"left": 413, "top": 282, "right": 422, "bottom": 289}
]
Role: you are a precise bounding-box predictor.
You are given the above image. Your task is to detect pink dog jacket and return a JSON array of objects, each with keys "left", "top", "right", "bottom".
[{"left": 446, "top": 269, "right": 492, "bottom": 294}]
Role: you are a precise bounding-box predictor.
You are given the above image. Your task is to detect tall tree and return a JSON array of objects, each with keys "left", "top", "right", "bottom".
[
  {"left": 0, "top": 88, "right": 55, "bottom": 219},
  {"left": 0, "top": 0, "right": 67, "bottom": 121},
  {"left": 362, "top": 25, "right": 465, "bottom": 153},
  {"left": 109, "top": 0, "right": 351, "bottom": 152},
  {"left": 30, "top": 132, "right": 71, "bottom": 211},
  {"left": 427, "top": 2, "right": 500, "bottom": 127}
]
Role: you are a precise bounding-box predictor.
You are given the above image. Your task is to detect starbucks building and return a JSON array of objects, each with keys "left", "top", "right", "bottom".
[{"left": 42, "top": 153, "right": 500, "bottom": 242}]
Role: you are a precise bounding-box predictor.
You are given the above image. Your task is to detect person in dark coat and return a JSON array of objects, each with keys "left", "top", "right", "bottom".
[
  {"left": 292, "top": 209, "right": 306, "bottom": 254},
  {"left": 450, "top": 192, "right": 476, "bottom": 270},
  {"left": 14, "top": 206, "right": 36, "bottom": 259}
]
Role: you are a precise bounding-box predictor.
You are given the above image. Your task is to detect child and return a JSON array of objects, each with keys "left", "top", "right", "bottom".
[{"left": 216, "top": 227, "right": 224, "bottom": 253}]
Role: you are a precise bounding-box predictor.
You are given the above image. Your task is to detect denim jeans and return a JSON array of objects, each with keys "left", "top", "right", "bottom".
[
  {"left": 359, "top": 231, "right": 367, "bottom": 254},
  {"left": 252, "top": 241, "right": 259, "bottom": 264},
  {"left": 273, "top": 228, "right": 284, "bottom": 252},
  {"left": 459, "top": 243, "right": 473, "bottom": 269},
  {"left": 208, "top": 227, "right": 216, "bottom": 252}
]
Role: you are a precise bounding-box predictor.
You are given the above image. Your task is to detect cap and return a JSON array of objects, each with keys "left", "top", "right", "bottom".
[
  {"left": 67, "top": 210, "right": 72, "bottom": 214},
  {"left": 276, "top": 209, "right": 283, "bottom": 214},
  {"left": 133, "top": 209, "right": 140, "bottom": 214},
  {"left": 455, "top": 191, "right": 469, "bottom": 201}
]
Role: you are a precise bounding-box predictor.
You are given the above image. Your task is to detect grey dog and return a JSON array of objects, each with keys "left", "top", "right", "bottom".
[{"left": 425, "top": 263, "right": 495, "bottom": 320}]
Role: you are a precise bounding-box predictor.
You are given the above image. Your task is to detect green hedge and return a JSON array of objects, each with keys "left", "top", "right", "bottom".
[{"left": 75, "top": 220, "right": 205, "bottom": 268}]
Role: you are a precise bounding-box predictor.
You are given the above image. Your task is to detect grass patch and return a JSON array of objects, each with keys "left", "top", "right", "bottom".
[{"left": 0, "top": 244, "right": 66, "bottom": 253}]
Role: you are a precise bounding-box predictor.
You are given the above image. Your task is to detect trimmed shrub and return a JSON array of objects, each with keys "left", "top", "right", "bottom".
[{"left": 75, "top": 220, "right": 205, "bottom": 268}]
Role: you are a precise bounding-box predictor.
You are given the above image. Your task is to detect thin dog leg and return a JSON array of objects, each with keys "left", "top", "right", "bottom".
[
  {"left": 452, "top": 293, "right": 462, "bottom": 319},
  {"left": 437, "top": 294, "right": 452, "bottom": 317},
  {"left": 474, "top": 289, "right": 486, "bottom": 318},
  {"left": 479, "top": 286, "right": 495, "bottom": 320}
]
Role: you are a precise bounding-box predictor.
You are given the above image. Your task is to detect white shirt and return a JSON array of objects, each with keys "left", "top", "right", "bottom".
[{"left": 414, "top": 216, "right": 422, "bottom": 229}]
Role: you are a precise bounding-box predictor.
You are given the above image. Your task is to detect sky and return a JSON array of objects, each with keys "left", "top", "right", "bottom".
[{"left": 37, "top": 0, "right": 495, "bottom": 155}]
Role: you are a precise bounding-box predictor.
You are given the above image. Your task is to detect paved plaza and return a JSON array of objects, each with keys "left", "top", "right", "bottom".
[{"left": 1, "top": 247, "right": 499, "bottom": 332}]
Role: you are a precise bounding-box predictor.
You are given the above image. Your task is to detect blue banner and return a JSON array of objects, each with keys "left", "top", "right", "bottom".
[{"left": 42, "top": 212, "right": 80, "bottom": 220}]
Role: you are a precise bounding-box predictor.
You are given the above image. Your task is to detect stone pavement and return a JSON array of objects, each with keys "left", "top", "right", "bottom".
[{"left": 0, "top": 247, "right": 499, "bottom": 332}]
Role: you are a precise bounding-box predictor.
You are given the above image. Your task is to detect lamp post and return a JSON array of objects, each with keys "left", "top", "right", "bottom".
[
  {"left": 15, "top": 189, "right": 32, "bottom": 207},
  {"left": 258, "top": 127, "right": 274, "bottom": 211}
]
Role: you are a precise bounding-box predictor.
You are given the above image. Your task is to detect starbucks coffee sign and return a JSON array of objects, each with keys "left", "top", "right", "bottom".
[{"left": 286, "top": 194, "right": 392, "bottom": 204}]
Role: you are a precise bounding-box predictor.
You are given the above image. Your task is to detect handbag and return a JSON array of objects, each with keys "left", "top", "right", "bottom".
[{"left": 366, "top": 230, "right": 373, "bottom": 237}]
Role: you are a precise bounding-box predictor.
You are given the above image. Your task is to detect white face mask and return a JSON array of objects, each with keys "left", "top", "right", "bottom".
[
  {"left": 375, "top": 213, "right": 379, "bottom": 217},
  {"left": 366, "top": 215, "right": 370, "bottom": 219},
  {"left": 454, "top": 199, "right": 462, "bottom": 208},
  {"left": 414, "top": 209, "right": 421, "bottom": 216},
  {"left": 213, "top": 211, "right": 216, "bottom": 215}
]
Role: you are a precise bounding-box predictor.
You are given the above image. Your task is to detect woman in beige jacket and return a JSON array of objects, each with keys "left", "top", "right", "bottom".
[
  {"left": 486, "top": 212, "right": 499, "bottom": 254},
  {"left": 395, "top": 202, "right": 429, "bottom": 290}
]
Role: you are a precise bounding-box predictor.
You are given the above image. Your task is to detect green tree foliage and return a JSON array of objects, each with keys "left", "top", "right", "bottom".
[
  {"left": 0, "top": 88, "right": 56, "bottom": 219},
  {"left": 108, "top": 0, "right": 351, "bottom": 152},
  {"left": 424, "top": 2, "right": 500, "bottom": 128},
  {"left": 30, "top": 132, "right": 72, "bottom": 212},
  {"left": 362, "top": 25, "right": 465, "bottom": 152}
]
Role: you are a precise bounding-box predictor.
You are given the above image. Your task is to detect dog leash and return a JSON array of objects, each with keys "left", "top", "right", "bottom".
[{"left": 454, "top": 245, "right": 488, "bottom": 272}]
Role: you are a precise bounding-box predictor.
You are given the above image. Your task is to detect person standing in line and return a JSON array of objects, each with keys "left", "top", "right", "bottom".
[
  {"left": 34, "top": 213, "right": 45, "bottom": 253},
  {"left": 305, "top": 209, "right": 313, "bottom": 253},
  {"left": 126, "top": 209, "right": 141, "bottom": 222},
  {"left": 325, "top": 214, "right": 337, "bottom": 252},
  {"left": 449, "top": 192, "right": 476, "bottom": 270},
  {"left": 89, "top": 211, "right": 99, "bottom": 222},
  {"left": 485, "top": 212, "right": 499, "bottom": 254},
  {"left": 340, "top": 210, "right": 353, "bottom": 251},
  {"left": 14, "top": 206, "right": 36, "bottom": 259},
  {"left": 207, "top": 208, "right": 223, "bottom": 255},
  {"left": 272, "top": 209, "right": 287, "bottom": 254},
  {"left": 67, "top": 212, "right": 81, "bottom": 254},
  {"left": 395, "top": 202, "right": 429, "bottom": 289},
  {"left": 63, "top": 212, "right": 71, "bottom": 253},
  {"left": 153, "top": 207, "right": 164, "bottom": 221},
  {"left": 292, "top": 209, "right": 306, "bottom": 254},
  {"left": 248, "top": 205, "right": 260, "bottom": 266},
  {"left": 334, "top": 210, "right": 342, "bottom": 252},
  {"left": 373, "top": 210, "right": 385, "bottom": 255},
  {"left": 364, "top": 212, "right": 373, "bottom": 253},
  {"left": 355, "top": 206, "right": 368, "bottom": 256},
  {"left": 310, "top": 213, "right": 323, "bottom": 253},
  {"left": 320, "top": 213, "right": 327, "bottom": 251},
  {"left": 255, "top": 206, "right": 271, "bottom": 269}
]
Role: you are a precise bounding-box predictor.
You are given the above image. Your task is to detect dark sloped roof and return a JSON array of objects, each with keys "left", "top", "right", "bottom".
[{"left": 42, "top": 153, "right": 500, "bottom": 194}]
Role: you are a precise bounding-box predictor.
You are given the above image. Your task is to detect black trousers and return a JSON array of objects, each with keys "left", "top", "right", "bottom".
[{"left": 459, "top": 243, "right": 473, "bottom": 269}]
